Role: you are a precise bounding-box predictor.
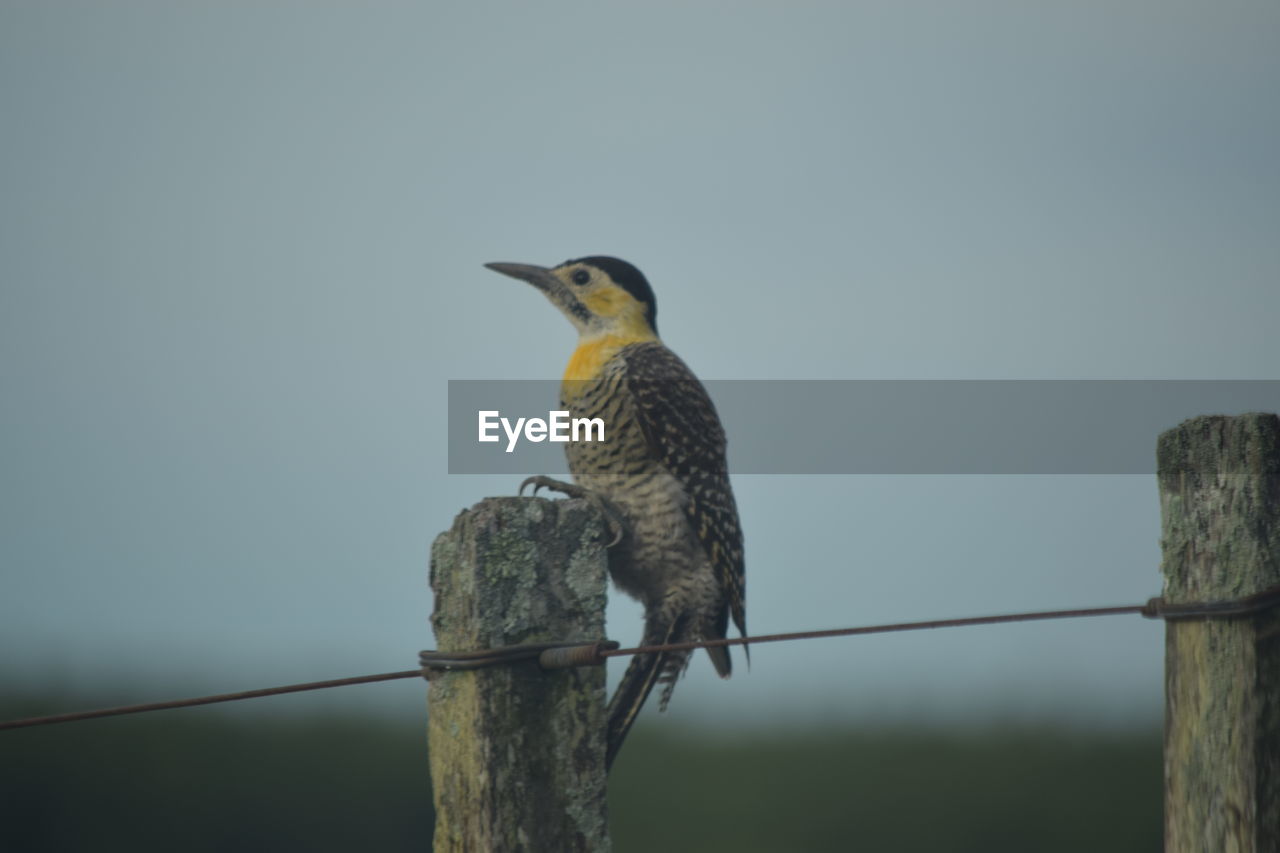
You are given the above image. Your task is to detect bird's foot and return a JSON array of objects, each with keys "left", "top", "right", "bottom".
[
  {"left": 519, "top": 475, "right": 628, "bottom": 547},
  {"left": 519, "top": 475, "right": 587, "bottom": 499}
]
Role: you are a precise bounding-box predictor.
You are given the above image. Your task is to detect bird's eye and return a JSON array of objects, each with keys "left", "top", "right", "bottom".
[{"left": 571, "top": 269, "right": 591, "bottom": 286}]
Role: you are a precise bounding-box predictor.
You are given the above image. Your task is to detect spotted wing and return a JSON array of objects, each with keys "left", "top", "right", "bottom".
[{"left": 620, "top": 342, "right": 747, "bottom": 646}]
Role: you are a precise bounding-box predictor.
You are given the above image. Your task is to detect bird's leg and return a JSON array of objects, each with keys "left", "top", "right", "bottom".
[{"left": 519, "top": 475, "right": 628, "bottom": 547}]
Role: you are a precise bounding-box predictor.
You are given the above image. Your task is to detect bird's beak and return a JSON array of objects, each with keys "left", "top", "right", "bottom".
[
  {"left": 484, "top": 262, "right": 559, "bottom": 294},
  {"left": 486, "top": 260, "right": 590, "bottom": 331}
]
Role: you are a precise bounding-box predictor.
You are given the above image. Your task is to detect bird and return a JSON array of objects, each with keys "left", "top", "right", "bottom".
[{"left": 485, "top": 255, "right": 746, "bottom": 769}]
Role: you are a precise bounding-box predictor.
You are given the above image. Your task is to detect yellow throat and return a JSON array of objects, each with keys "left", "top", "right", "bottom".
[{"left": 563, "top": 329, "right": 658, "bottom": 387}]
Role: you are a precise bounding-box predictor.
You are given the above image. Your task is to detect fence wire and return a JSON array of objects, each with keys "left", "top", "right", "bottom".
[{"left": 3, "top": 583, "right": 1278, "bottom": 733}]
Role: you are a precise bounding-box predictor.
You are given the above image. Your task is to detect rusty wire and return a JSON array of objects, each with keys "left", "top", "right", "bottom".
[
  {"left": 3, "top": 583, "right": 1278, "bottom": 732},
  {"left": 0, "top": 670, "right": 422, "bottom": 732}
]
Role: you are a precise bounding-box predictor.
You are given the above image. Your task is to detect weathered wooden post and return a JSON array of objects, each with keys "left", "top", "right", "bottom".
[
  {"left": 427, "top": 496, "right": 611, "bottom": 852},
  {"left": 1157, "top": 413, "right": 1280, "bottom": 851}
]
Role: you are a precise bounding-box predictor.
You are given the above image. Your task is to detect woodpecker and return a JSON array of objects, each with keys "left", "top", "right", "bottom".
[{"left": 485, "top": 256, "right": 746, "bottom": 768}]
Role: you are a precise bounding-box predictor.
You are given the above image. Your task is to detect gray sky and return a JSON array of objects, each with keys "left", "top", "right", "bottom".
[{"left": 2, "top": 1, "right": 1277, "bottom": 730}]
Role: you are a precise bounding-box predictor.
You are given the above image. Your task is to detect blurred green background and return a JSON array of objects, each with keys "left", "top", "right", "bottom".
[{"left": 2, "top": 694, "right": 1159, "bottom": 852}]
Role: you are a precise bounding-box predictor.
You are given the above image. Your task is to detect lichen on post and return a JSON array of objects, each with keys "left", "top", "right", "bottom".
[
  {"left": 427, "top": 496, "right": 611, "bottom": 852},
  {"left": 1157, "top": 413, "right": 1280, "bottom": 852}
]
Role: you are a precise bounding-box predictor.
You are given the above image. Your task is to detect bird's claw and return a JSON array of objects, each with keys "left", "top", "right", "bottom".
[
  {"left": 519, "top": 475, "right": 585, "bottom": 498},
  {"left": 596, "top": 502, "right": 628, "bottom": 548},
  {"left": 517, "top": 475, "right": 627, "bottom": 547}
]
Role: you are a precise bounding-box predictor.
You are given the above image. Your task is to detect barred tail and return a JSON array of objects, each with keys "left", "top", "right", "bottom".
[{"left": 605, "top": 615, "right": 689, "bottom": 769}]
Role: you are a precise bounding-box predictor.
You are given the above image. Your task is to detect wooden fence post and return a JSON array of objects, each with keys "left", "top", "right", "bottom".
[
  {"left": 1157, "top": 413, "right": 1280, "bottom": 851},
  {"left": 427, "top": 496, "right": 611, "bottom": 852}
]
